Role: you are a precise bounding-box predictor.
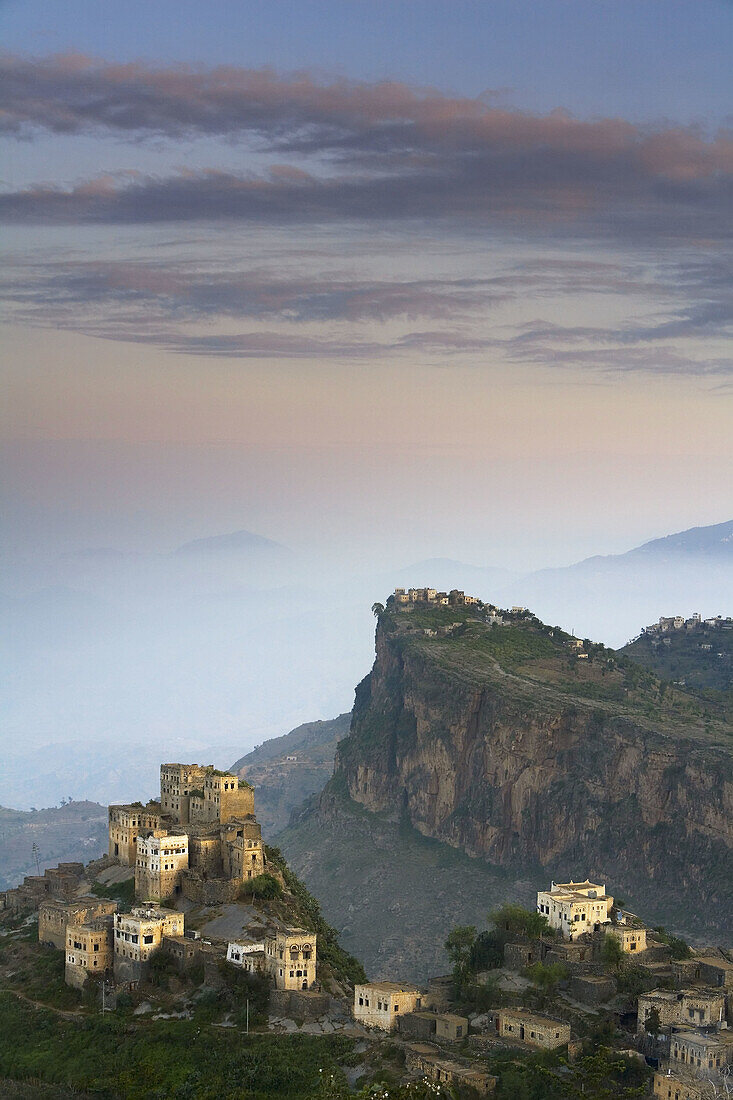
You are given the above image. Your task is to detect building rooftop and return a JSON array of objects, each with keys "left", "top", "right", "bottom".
[
  {"left": 644, "top": 987, "right": 725, "bottom": 1003},
  {"left": 359, "top": 981, "right": 422, "bottom": 993}
]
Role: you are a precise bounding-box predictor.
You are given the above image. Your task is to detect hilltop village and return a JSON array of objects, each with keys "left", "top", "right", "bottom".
[
  {"left": 0, "top": 591, "right": 731, "bottom": 1097},
  {"left": 2, "top": 755, "right": 732, "bottom": 1097}
]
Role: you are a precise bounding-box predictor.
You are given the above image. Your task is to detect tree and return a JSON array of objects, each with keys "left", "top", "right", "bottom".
[
  {"left": 525, "top": 961, "right": 568, "bottom": 994},
  {"left": 445, "top": 925, "right": 477, "bottom": 992},
  {"left": 371, "top": 602, "right": 385, "bottom": 618},
  {"left": 644, "top": 1006, "right": 661, "bottom": 1038},
  {"left": 601, "top": 932, "right": 624, "bottom": 971},
  {"left": 489, "top": 903, "right": 552, "bottom": 939}
]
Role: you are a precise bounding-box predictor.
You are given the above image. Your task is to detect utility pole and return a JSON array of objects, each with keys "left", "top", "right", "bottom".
[{"left": 31, "top": 843, "right": 41, "bottom": 875}]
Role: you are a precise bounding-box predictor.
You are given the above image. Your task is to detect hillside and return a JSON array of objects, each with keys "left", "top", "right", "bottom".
[
  {"left": 0, "top": 802, "right": 107, "bottom": 891},
  {"left": 619, "top": 617, "right": 732, "bottom": 712},
  {"left": 231, "top": 714, "right": 350, "bottom": 836},
  {"left": 505, "top": 518, "right": 733, "bottom": 646},
  {"left": 278, "top": 597, "right": 733, "bottom": 980}
]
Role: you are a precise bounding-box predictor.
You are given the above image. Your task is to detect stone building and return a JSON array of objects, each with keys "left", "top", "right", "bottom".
[
  {"left": 264, "top": 928, "right": 317, "bottom": 991},
  {"left": 397, "top": 1012, "right": 438, "bottom": 1041},
  {"left": 436, "top": 1013, "right": 469, "bottom": 1041},
  {"left": 536, "top": 880, "right": 614, "bottom": 940},
  {"left": 653, "top": 1071, "right": 704, "bottom": 1100},
  {"left": 405, "top": 1045, "right": 497, "bottom": 1094},
  {"left": 227, "top": 938, "right": 267, "bottom": 975},
  {"left": 2, "top": 863, "right": 85, "bottom": 913},
  {"left": 113, "top": 906, "right": 185, "bottom": 985},
  {"left": 108, "top": 803, "right": 161, "bottom": 865},
  {"left": 220, "top": 819, "right": 265, "bottom": 880},
  {"left": 497, "top": 1008, "right": 571, "bottom": 1050},
  {"left": 353, "top": 982, "right": 423, "bottom": 1031},
  {"left": 39, "top": 896, "right": 117, "bottom": 950},
  {"left": 135, "top": 831, "right": 189, "bottom": 903},
  {"left": 673, "top": 955, "right": 733, "bottom": 992},
  {"left": 670, "top": 1029, "right": 733, "bottom": 1073},
  {"left": 637, "top": 988, "right": 726, "bottom": 1033},
  {"left": 189, "top": 771, "right": 254, "bottom": 825},
  {"left": 607, "top": 925, "right": 648, "bottom": 954},
  {"left": 159, "top": 763, "right": 209, "bottom": 823},
  {"left": 65, "top": 917, "right": 114, "bottom": 989}
]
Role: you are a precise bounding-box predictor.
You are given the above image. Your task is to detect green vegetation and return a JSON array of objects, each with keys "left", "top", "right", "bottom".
[
  {"left": 10, "top": 943, "right": 81, "bottom": 1011},
  {"left": 489, "top": 904, "right": 553, "bottom": 940},
  {"left": 444, "top": 924, "right": 477, "bottom": 992},
  {"left": 264, "top": 846, "right": 366, "bottom": 985},
  {"left": 92, "top": 878, "right": 135, "bottom": 908},
  {"left": 238, "top": 872, "right": 283, "bottom": 902},
  {"left": 487, "top": 1046, "right": 650, "bottom": 1100},
  {"left": 0, "top": 992, "right": 354, "bottom": 1100},
  {"left": 652, "top": 926, "right": 691, "bottom": 959}
]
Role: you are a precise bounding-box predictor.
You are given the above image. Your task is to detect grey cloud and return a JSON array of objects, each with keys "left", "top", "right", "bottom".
[
  {"left": 2, "top": 259, "right": 506, "bottom": 323},
  {"left": 0, "top": 55, "right": 731, "bottom": 244}
]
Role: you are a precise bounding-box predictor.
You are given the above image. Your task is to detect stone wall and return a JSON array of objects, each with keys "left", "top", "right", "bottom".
[
  {"left": 180, "top": 872, "right": 240, "bottom": 906},
  {"left": 269, "top": 988, "right": 330, "bottom": 1021}
]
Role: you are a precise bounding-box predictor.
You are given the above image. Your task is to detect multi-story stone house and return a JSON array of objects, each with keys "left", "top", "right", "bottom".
[
  {"left": 637, "top": 988, "right": 726, "bottom": 1033},
  {"left": 159, "top": 763, "right": 210, "bottom": 824},
  {"left": 536, "top": 880, "right": 614, "bottom": 940},
  {"left": 108, "top": 803, "right": 161, "bottom": 865},
  {"left": 39, "top": 897, "right": 117, "bottom": 950},
  {"left": 265, "top": 928, "right": 317, "bottom": 991},
  {"left": 135, "top": 831, "right": 189, "bottom": 903},
  {"left": 113, "top": 907, "right": 185, "bottom": 985},
  {"left": 669, "top": 1029, "right": 733, "bottom": 1073},
  {"left": 607, "top": 925, "right": 648, "bottom": 954},
  {"left": 653, "top": 1070, "right": 704, "bottom": 1100},
  {"left": 65, "top": 917, "right": 114, "bottom": 989}
]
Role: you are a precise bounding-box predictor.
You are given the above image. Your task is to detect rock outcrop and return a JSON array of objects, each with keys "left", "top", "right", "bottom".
[{"left": 330, "top": 607, "right": 732, "bottom": 936}]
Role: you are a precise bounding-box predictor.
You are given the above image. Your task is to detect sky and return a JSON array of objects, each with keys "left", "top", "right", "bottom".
[
  {"left": 1, "top": 3, "right": 732, "bottom": 803},
  {"left": 2, "top": 0, "right": 732, "bottom": 574}
]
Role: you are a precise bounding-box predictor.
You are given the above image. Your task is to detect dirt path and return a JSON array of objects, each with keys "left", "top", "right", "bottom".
[{"left": 0, "top": 986, "right": 84, "bottom": 1020}]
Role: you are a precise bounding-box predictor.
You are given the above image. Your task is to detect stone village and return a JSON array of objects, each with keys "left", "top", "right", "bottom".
[{"left": 3, "top": 756, "right": 732, "bottom": 1098}]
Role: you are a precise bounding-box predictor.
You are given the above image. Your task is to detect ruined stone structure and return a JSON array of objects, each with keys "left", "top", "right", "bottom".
[
  {"left": 65, "top": 917, "right": 114, "bottom": 990},
  {"left": 497, "top": 1008, "right": 571, "bottom": 1050},
  {"left": 405, "top": 1045, "right": 497, "bottom": 1094},
  {"left": 2, "top": 863, "right": 85, "bottom": 913},
  {"left": 39, "top": 896, "right": 117, "bottom": 950},
  {"left": 113, "top": 906, "right": 185, "bottom": 985},
  {"left": 135, "top": 831, "right": 189, "bottom": 903}
]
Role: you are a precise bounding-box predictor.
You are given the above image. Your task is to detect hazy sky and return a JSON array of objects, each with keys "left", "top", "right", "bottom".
[{"left": 2, "top": 0, "right": 732, "bottom": 573}]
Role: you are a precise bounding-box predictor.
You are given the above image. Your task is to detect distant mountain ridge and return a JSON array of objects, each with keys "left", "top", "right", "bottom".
[
  {"left": 231, "top": 714, "right": 350, "bottom": 837},
  {"left": 174, "top": 529, "right": 288, "bottom": 555},
  {"left": 631, "top": 519, "right": 733, "bottom": 557}
]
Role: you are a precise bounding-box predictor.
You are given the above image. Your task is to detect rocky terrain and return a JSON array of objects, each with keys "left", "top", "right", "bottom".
[{"left": 279, "top": 601, "right": 732, "bottom": 979}]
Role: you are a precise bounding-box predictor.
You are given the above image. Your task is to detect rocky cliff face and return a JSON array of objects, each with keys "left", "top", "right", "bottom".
[{"left": 330, "top": 608, "right": 732, "bottom": 934}]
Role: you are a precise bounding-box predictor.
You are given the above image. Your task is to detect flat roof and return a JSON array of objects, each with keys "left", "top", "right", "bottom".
[{"left": 359, "top": 981, "right": 421, "bottom": 993}]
